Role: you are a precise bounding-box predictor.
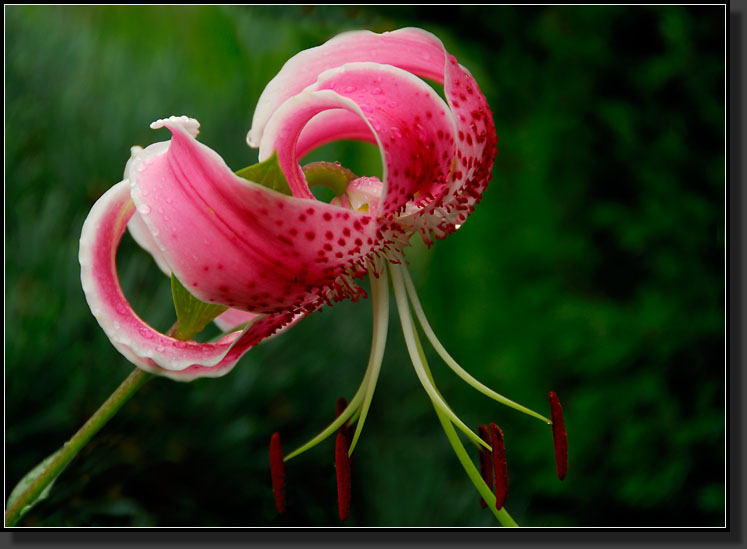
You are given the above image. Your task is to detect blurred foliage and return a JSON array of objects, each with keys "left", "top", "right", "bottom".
[{"left": 5, "top": 5, "right": 724, "bottom": 526}]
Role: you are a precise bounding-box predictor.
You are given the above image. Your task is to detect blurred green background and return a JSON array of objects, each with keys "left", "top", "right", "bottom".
[{"left": 5, "top": 6, "right": 724, "bottom": 526}]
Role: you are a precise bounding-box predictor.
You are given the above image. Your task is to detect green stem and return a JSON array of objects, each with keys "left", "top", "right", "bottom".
[{"left": 5, "top": 367, "right": 152, "bottom": 527}]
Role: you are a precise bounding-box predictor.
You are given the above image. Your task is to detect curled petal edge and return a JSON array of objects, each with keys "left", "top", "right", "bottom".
[{"left": 79, "top": 180, "right": 300, "bottom": 381}]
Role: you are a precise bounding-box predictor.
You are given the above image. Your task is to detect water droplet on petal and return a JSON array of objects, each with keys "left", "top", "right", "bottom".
[
  {"left": 372, "top": 87, "right": 383, "bottom": 95},
  {"left": 344, "top": 86, "right": 357, "bottom": 93},
  {"left": 138, "top": 204, "right": 151, "bottom": 215}
]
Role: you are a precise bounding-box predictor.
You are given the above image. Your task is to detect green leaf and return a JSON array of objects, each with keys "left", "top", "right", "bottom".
[
  {"left": 235, "top": 151, "right": 292, "bottom": 196},
  {"left": 171, "top": 275, "right": 228, "bottom": 341},
  {"left": 6, "top": 449, "right": 63, "bottom": 522}
]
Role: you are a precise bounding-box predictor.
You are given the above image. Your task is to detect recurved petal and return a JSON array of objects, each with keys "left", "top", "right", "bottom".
[
  {"left": 252, "top": 27, "right": 497, "bottom": 239},
  {"left": 260, "top": 63, "right": 456, "bottom": 219},
  {"left": 129, "top": 116, "right": 386, "bottom": 315},
  {"left": 248, "top": 27, "right": 447, "bottom": 148},
  {"left": 434, "top": 54, "right": 498, "bottom": 232},
  {"left": 127, "top": 211, "right": 172, "bottom": 276},
  {"left": 79, "top": 180, "right": 298, "bottom": 380},
  {"left": 122, "top": 145, "right": 173, "bottom": 276}
]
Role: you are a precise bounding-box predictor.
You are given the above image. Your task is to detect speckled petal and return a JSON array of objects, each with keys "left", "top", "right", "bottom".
[
  {"left": 260, "top": 64, "right": 456, "bottom": 219},
  {"left": 129, "top": 116, "right": 386, "bottom": 315},
  {"left": 249, "top": 27, "right": 446, "bottom": 147},
  {"left": 251, "top": 27, "right": 496, "bottom": 241},
  {"left": 79, "top": 180, "right": 299, "bottom": 379}
]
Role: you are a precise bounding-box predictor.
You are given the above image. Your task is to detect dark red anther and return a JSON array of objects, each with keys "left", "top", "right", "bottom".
[
  {"left": 489, "top": 423, "right": 508, "bottom": 510},
  {"left": 549, "top": 391, "right": 568, "bottom": 480},
  {"left": 335, "top": 430, "right": 352, "bottom": 521},
  {"left": 477, "top": 425, "right": 493, "bottom": 508},
  {"left": 269, "top": 432, "right": 285, "bottom": 514}
]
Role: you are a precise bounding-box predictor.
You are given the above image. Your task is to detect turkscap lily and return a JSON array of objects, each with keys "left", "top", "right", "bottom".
[{"left": 76, "top": 27, "right": 567, "bottom": 525}]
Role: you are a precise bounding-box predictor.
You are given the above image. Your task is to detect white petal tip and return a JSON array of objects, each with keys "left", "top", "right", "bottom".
[
  {"left": 150, "top": 116, "right": 201, "bottom": 138},
  {"left": 246, "top": 129, "right": 259, "bottom": 148}
]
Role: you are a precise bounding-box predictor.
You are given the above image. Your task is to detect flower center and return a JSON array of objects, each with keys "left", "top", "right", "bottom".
[{"left": 302, "top": 161, "right": 383, "bottom": 215}]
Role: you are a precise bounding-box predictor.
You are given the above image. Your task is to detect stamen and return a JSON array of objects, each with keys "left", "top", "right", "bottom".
[
  {"left": 269, "top": 432, "right": 285, "bottom": 514},
  {"left": 478, "top": 425, "right": 493, "bottom": 509},
  {"left": 335, "top": 431, "right": 352, "bottom": 521},
  {"left": 283, "top": 382, "right": 363, "bottom": 461},
  {"left": 392, "top": 263, "right": 517, "bottom": 526},
  {"left": 434, "top": 402, "right": 519, "bottom": 526},
  {"left": 284, "top": 264, "right": 387, "bottom": 462},
  {"left": 389, "top": 263, "right": 489, "bottom": 451},
  {"left": 400, "top": 265, "right": 550, "bottom": 424},
  {"left": 347, "top": 267, "right": 389, "bottom": 456},
  {"left": 548, "top": 391, "right": 568, "bottom": 480},
  {"left": 489, "top": 423, "right": 509, "bottom": 510}
]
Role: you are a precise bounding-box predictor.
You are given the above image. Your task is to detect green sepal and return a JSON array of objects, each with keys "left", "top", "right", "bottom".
[
  {"left": 171, "top": 275, "right": 228, "bottom": 341},
  {"left": 235, "top": 151, "right": 292, "bottom": 196},
  {"left": 6, "top": 449, "right": 62, "bottom": 523}
]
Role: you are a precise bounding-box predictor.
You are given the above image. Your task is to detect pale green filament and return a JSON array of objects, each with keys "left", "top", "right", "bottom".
[
  {"left": 411, "top": 318, "right": 518, "bottom": 527},
  {"left": 284, "top": 263, "right": 388, "bottom": 462},
  {"left": 347, "top": 267, "right": 390, "bottom": 456},
  {"left": 434, "top": 407, "right": 519, "bottom": 527},
  {"left": 283, "top": 381, "right": 365, "bottom": 461},
  {"left": 390, "top": 263, "right": 489, "bottom": 451},
  {"left": 392, "top": 262, "right": 518, "bottom": 526},
  {"left": 400, "top": 265, "right": 551, "bottom": 425}
]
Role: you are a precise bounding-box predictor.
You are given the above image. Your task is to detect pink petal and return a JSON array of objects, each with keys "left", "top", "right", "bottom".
[
  {"left": 251, "top": 27, "right": 497, "bottom": 240},
  {"left": 129, "top": 116, "right": 389, "bottom": 315},
  {"left": 260, "top": 64, "right": 456, "bottom": 219},
  {"left": 127, "top": 211, "right": 172, "bottom": 276},
  {"left": 213, "top": 309, "right": 306, "bottom": 342},
  {"left": 430, "top": 54, "right": 498, "bottom": 236},
  {"left": 79, "top": 180, "right": 299, "bottom": 380},
  {"left": 121, "top": 146, "right": 173, "bottom": 276},
  {"left": 296, "top": 109, "right": 377, "bottom": 159},
  {"left": 213, "top": 309, "right": 260, "bottom": 332},
  {"left": 249, "top": 28, "right": 446, "bottom": 148}
]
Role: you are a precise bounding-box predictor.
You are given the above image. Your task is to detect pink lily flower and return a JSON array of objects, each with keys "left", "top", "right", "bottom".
[{"left": 79, "top": 27, "right": 565, "bottom": 524}]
